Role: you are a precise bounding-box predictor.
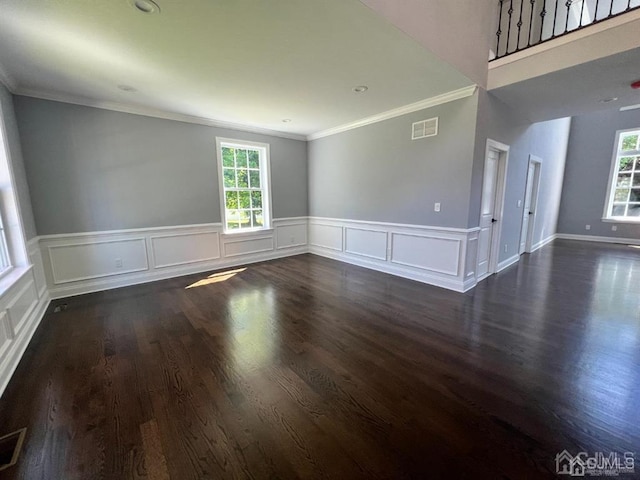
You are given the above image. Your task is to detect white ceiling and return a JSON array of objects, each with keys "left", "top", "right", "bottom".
[
  {"left": 0, "top": 0, "right": 473, "bottom": 138},
  {"left": 490, "top": 47, "right": 640, "bottom": 122}
]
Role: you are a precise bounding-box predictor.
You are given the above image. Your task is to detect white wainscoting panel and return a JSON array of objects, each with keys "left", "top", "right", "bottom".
[
  {"left": 151, "top": 231, "right": 220, "bottom": 268},
  {"left": 309, "top": 223, "right": 343, "bottom": 251},
  {"left": 0, "top": 267, "right": 51, "bottom": 398},
  {"left": 6, "top": 280, "right": 38, "bottom": 336},
  {"left": 275, "top": 223, "right": 308, "bottom": 250},
  {"left": 345, "top": 228, "right": 388, "bottom": 261},
  {"left": 0, "top": 311, "right": 11, "bottom": 359},
  {"left": 36, "top": 219, "right": 308, "bottom": 299},
  {"left": 223, "top": 236, "right": 274, "bottom": 257},
  {"left": 29, "top": 246, "right": 47, "bottom": 299},
  {"left": 390, "top": 233, "right": 460, "bottom": 276},
  {"left": 464, "top": 232, "right": 479, "bottom": 283},
  {"left": 309, "top": 217, "right": 479, "bottom": 292},
  {"left": 48, "top": 238, "right": 148, "bottom": 284}
]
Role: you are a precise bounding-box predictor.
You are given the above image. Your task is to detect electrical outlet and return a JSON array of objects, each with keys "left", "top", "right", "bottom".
[
  {"left": 504, "top": 244, "right": 508, "bottom": 253},
  {"left": 115, "top": 258, "right": 123, "bottom": 268},
  {"left": 434, "top": 202, "right": 441, "bottom": 212},
  {"left": 585, "top": 225, "right": 591, "bottom": 231},
  {"left": 612, "top": 225, "right": 618, "bottom": 231},
  {"left": 517, "top": 200, "right": 522, "bottom": 208}
]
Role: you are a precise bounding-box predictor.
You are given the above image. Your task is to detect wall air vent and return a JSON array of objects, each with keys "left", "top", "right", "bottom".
[{"left": 411, "top": 117, "right": 438, "bottom": 140}]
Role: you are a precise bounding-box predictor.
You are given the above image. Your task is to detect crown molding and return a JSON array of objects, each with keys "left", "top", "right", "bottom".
[
  {"left": 13, "top": 87, "right": 307, "bottom": 141},
  {"left": 306, "top": 85, "right": 478, "bottom": 141},
  {"left": 0, "top": 62, "right": 17, "bottom": 92}
]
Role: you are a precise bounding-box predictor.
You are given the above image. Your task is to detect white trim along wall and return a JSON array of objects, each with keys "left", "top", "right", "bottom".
[
  {"left": 308, "top": 217, "right": 480, "bottom": 293},
  {"left": 37, "top": 218, "right": 308, "bottom": 299},
  {"left": 0, "top": 238, "right": 50, "bottom": 397}
]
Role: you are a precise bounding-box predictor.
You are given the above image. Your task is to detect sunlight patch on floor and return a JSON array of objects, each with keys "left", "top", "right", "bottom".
[{"left": 185, "top": 268, "right": 247, "bottom": 289}]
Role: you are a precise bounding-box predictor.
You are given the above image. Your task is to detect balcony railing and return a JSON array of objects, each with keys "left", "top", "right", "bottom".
[{"left": 491, "top": 0, "right": 640, "bottom": 60}]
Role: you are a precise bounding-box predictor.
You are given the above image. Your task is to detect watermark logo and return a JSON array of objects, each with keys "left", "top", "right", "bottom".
[{"left": 555, "top": 450, "right": 635, "bottom": 476}]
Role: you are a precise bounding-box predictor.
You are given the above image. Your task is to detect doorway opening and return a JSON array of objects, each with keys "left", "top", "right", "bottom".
[
  {"left": 519, "top": 156, "right": 541, "bottom": 254},
  {"left": 477, "top": 139, "right": 509, "bottom": 281}
]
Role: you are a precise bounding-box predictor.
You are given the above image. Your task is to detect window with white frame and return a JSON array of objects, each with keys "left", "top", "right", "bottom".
[
  {"left": 216, "top": 138, "right": 271, "bottom": 232},
  {"left": 605, "top": 129, "right": 640, "bottom": 220},
  {"left": 0, "top": 210, "right": 10, "bottom": 275}
]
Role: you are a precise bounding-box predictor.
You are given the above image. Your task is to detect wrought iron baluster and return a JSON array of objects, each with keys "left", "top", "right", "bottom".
[
  {"left": 539, "top": 0, "right": 547, "bottom": 42},
  {"left": 552, "top": 0, "right": 559, "bottom": 36},
  {"left": 506, "top": 0, "right": 514, "bottom": 54},
  {"left": 496, "top": 0, "right": 504, "bottom": 57},
  {"left": 528, "top": 0, "right": 536, "bottom": 46},
  {"left": 627, "top": 0, "right": 632, "bottom": 11},
  {"left": 516, "top": 0, "right": 525, "bottom": 50},
  {"left": 594, "top": 0, "right": 600, "bottom": 21},
  {"left": 609, "top": 0, "right": 615, "bottom": 16},
  {"left": 578, "top": 0, "right": 585, "bottom": 26},
  {"left": 564, "top": 0, "right": 573, "bottom": 33}
]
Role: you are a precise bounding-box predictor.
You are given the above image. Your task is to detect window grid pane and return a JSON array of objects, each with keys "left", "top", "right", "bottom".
[
  {"left": 221, "top": 144, "right": 266, "bottom": 231},
  {"left": 611, "top": 130, "right": 640, "bottom": 218}
]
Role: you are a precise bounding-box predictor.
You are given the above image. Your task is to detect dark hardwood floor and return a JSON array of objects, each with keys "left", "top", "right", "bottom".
[{"left": 1, "top": 239, "right": 639, "bottom": 479}]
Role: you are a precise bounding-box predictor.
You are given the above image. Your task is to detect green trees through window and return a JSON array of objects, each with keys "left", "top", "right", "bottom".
[
  {"left": 609, "top": 130, "right": 640, "bottom": 218},
  {"left": 219, "top": 142, "right": 269, "bottom": 231}
]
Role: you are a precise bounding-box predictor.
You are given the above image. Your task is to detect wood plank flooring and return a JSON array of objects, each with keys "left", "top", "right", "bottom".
[{"left": 1, "top": 239, "right": 639, "bottom": 479}]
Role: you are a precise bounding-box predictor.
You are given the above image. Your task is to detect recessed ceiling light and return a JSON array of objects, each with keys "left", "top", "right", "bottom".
[
  {"left": 118, "top": 85, "right": 137, "bottom": 92},
  {"left": 353, "top": 85, "right": 368, "bottom": 93},
  {"left": 132, "top": 0, "right": 160, "bottom": 14},
  {"left": 599, "top": 97, "right": 618, "bottom": 104},
  {"left": 282, "top": 119, "right": 292, "bottom": 123}
]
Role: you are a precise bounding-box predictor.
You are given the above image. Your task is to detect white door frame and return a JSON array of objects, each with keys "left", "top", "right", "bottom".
[
  {"left": 478, "top": 139, "right": 510, "bottom": 280},
  {"left": 521, "top": 155, "right": 541, "bottom": 254}
]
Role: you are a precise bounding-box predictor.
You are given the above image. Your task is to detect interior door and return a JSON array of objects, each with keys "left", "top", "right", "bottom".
[
  {"left": 477, "top": 148, "right": 500, "bottom": 279},
  {"left": 519, "top": 162, "right": 536, "bottom": 254}
]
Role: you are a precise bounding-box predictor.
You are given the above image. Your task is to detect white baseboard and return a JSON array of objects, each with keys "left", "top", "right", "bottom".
[
  {"left": 497, "top": 254, "right": 520, "bottom": 272},
  {"left": 530, "top": 234, "right": 557, "bottom": 252},
  {"left": 555, "top": 233, "right": 640, "bottom": 245}
]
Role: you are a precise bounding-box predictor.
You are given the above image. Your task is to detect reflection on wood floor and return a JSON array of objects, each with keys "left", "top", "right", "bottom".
[{"left": 0, "top": 239, "right": 639, "bottom": 479}]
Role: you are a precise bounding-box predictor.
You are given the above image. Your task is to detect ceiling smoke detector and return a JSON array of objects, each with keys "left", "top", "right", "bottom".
[
  {"left": 132, "top": 0, "right": 160, "bottom": 14},
  {"left": 353, "top": 85, "right": 368, "bottom": 93}
]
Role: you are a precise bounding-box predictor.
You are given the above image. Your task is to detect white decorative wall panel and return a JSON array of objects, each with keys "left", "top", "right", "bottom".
[
  {"left": 223, "top": 236, "right": 274, "bottom": 257},
  {"left": 308, "top": 217, "right": 478, "bottom": 292},
  {"left": 6, "top": 281, "right": 38, "bottom": 336},
  {"left": 309, "top": 224, "right": 343, "bottom": 251},
  {"left": 48, "top": 238, "right": 149, "bottom": 284},
  {"left": 276, "top": 223, "right": 307, "bottom": 249},
  {"left": 390, "top": 233, "right": 460, "bottom": 276},
  {"left": 151, "top": 232, "right": 220, "bottom": 268},
  {"left": 465, "top": 235, "right": 479, "bottom": 279},
  {"left": 29, "top": 247, "right": 47, "bottom": 298},
  {"left": 0, "top": 311, "right": 11, "bottom": 359},
  {"left": 344, "top": 228, "right": 387, "bottom": 261}
]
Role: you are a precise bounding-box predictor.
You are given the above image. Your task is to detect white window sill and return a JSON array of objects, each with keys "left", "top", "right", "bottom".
[
  {"left": 602, "top": 217, "right": 640, "bottom": 224},
  {"left": 0, "top": 266, "right": 31, "bottom": 300},
  {"left": 221, "top": 227, "right": 274, "bottom": 238}
]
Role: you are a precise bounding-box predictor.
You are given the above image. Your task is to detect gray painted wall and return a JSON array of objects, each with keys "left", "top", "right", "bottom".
[
  {"left": 470, "top": 90, "right": 571, "bottom": 262},
  {"left": 558, "top": 108, "right": 640, "bottom": 239},
  {"left": 0, "top": 85, "right": 37, "bottom": 240},
  {"left": 308, "top": 95, "right": 479, "bottom": 228},
  {"left": 15, "top": 97, "right": 307, "bottom": 235}
]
